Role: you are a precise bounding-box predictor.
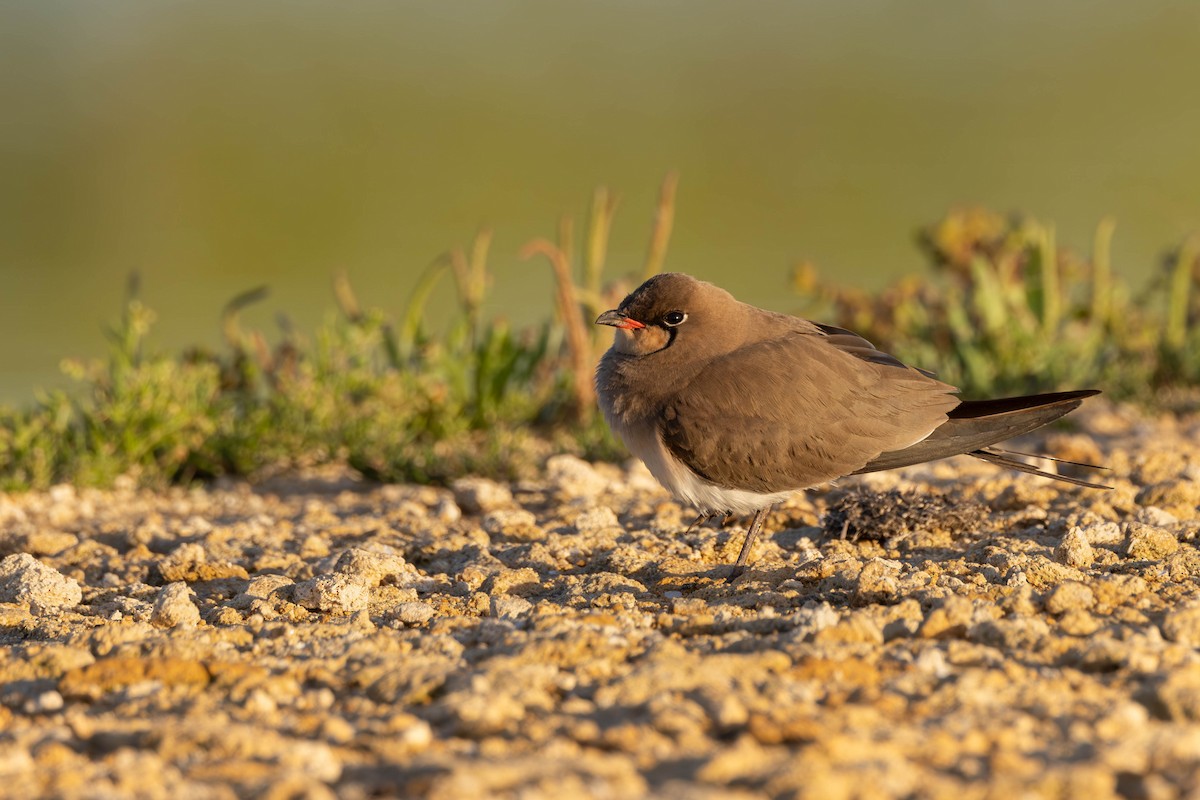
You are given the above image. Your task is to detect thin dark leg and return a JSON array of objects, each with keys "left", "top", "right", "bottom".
[
  {"left": 725, "top": 507, "right": 771, "bottom": 583},
  {"left": 685, "top": 512, "right": 716, "bottom": 535}
]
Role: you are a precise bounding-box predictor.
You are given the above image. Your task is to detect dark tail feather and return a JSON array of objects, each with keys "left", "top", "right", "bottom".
[
  {"left": 983, "top": 445, "right": 1106, "bottom": 471},
  {"left": 854, "top": 389, "right": 1106, "bottom": 487},
  {"left": 970, "top": 447, "right": 1112, "bottom": 489}
]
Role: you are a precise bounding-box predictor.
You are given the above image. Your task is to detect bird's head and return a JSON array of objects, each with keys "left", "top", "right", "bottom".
[{"left": 596, "top": 272, "right": 739, "bottom": 357}]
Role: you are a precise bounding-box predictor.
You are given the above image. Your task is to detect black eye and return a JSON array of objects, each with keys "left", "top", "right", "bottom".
[{"left": 663, "top": 311, "right": 687, "bottom": 327}]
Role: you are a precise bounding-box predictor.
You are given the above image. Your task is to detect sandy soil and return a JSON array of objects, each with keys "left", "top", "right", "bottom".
[{"left": 3, "top": 401, "right": 1200, "bottom": 799}]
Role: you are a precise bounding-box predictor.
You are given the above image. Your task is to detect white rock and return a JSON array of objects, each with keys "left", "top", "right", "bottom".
[
  {"left": 333, "top": 548, "right": 420, "bottom": 587},
  {"left": 395, "top": 601, "right": 436, "bottom": 625},
  {"left": 482, "top": 509, "right": 539, "bottom": 537},
  {"left": 150, "top": 582, "right": 202, "bottom": 628},
  {"left": 546, "top": 454, "right": 609, "bottom": 498},
  {"left": 0, "top": 553, "right": 82, "bottom": 614},
  {"left": 1055, "top": 527, "right": 1095, "bottom": 569},
  {"left": 491, "top": 595, "right": 533, "bottom": 620},
  {"left": 293, "top": 573, "right": 370, "bottom": 615},
  {"left": 451, "top": 477, "right": 513, "bottom": 514},
  {"left": 1135, "top": 506, "right": 1179, "bottom": 527},
  {"left": 1079, "top": 521, "right": 1123, "bottom": 545},
  {"left": 573, "top": 505, "right": 620, "bottom": 534}
]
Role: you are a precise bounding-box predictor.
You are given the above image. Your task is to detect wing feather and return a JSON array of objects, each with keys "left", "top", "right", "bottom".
[{"left": 659, "top": 332, "right": 958, "bottom": 493}]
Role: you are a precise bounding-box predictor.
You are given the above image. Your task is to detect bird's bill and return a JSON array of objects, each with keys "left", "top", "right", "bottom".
[{"left": 595, "top": 309, "right": 646, "bottom": 330}]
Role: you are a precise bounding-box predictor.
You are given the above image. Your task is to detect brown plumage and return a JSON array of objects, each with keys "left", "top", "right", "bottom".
[{"left": 595, "top": 272, "right": 1106, "bottom": 577}]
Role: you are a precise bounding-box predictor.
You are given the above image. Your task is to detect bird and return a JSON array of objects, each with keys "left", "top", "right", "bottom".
[{"left": 594, "top": 272, "right": 1106, "bottom": 578}]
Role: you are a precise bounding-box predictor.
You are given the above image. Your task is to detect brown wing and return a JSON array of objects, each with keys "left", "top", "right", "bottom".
[{"left": 660, "top": 332, "right": 959, "bottom": 493}]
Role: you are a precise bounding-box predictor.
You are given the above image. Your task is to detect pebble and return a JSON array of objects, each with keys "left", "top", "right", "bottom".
[
  {"left": 23, "top": 690, "right": 65, "bottom": 714},
  {"left": 1160, "top": 602, "right": 1200, "bottom": 647},
  {"left": 292, "top": 573, "right": 370, "bottom": 615},
  {"left": 332, "top": 547, "right": 420, "bottom": 587},
  {"left": 1043, "top": 581, "right": 1096, "bottom": 614},
  {"left": 1054, "top": 527, "right": 1095, "bottom": 568},
  {"left": 481, "top": 509, "right": 540, "bottom": 539},
  {"left": 491, "top": 595, "right": 534, "bottom": 620},
  {"left": 150, "top": 582, "right": 202, "bottom": 628},
  {"left": 546, "top": 454, "right": 610, "bottom": 497},
  {"left": 573, "top": 505, "right": 620, "bottom": 533},
  {"left": 394, "top": 601, "right": 436, "bottom": 626},
  {"left": 451, "top": 477, "right": 514, "bottom": 513},
  {"left": 1124, "top": 522, "right": 1179, "bottom": 560},
  {"left": 0, "top": 553, "right": 82, "bottom": 614},
  {"left": 1078, "top": 520, "right": 1123, "bottom": 545}
]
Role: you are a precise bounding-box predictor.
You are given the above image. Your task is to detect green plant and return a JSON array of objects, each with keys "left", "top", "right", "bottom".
[{"left": 1, "top": 186, "right": 1197, "bottom": 493}]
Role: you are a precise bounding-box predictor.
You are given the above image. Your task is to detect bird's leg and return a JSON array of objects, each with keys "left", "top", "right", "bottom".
[
  {"left": 685, "top": 512, "right": 716, "bottom": 535},
  {"left": 725, "top": 506, "right": 771, "bottom": 583}
]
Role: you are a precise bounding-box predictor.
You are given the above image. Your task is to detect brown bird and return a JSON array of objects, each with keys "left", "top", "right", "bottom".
[{"left": 595, "top": 272, "right": 1106, "bottom": 577}]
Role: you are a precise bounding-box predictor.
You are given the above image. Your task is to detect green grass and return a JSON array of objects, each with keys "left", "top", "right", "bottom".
[{"left": 1, "top": 181, "right": 1198, "bottom": 491}]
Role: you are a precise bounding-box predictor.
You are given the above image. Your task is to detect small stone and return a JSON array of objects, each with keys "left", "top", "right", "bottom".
[
  {"left": 1133, "top": 504, "right": 1182, "bottom": 527},
  {"left": 23, "top": 690, "right": 64, "bottom": 714},
  {"left": 1044, "top": 581, "right": 1096, "bottom": 614},
  {"left": 1149, "top": 664, "right": 1200, "bottom": 722},
  {"left": 492, "top": 595, "right": 533, "bottom": 620},
  {"left": 293, "top": 573, "right": 370, "bottom": 615},
  {"left": 207, "top": 606, "right": 244, "bottom": 626},
  {"left": 333, "top": 548, "right": 420, "bottom": 587},
  {"left": 150, "top": 582, "right": 202, "bottom": 628},
  {"left": 482, "top": 509, "right": 541, "bottom": 540},
  {"left": 573, "top": 505, "right": 620, "bottom": 534},
  {"left": 395, "top": 718, "right": 434, "bottom": 750},
  {"left": 433, "top": 497, "right": 462, "bottom": 523},
  {"left": 452, "top": 477, "right": 513, "bottom": 514},
  {"left": 445, "top": 689, "right": 526, "bottom": 738},
  {"left": 1161, "top": 602, "right": 1200, "bottom": 647},
  {"left": 917, "top": 595, "right": 975, "bottom": 639},
  {"left": 1138, "top": 479, "right": 1200, "bottom": 509},
  {"left": 854, "top": 558, "right": 902, "bottom": 603},
  {"left": 395, "top": 601, "right": 436, "bottom": 626},
  {"left": 0, "top": 553, "right": 82, "bottom": 614},
  {"left": 812, "top": 612, "right": 883, "bottom": 645},
  {"left": 546, "top": 454, "right": 609, "bottom": 498},
  {"left": 1124, "top": 522, "right": 1178, "bottom": 560},
  {"left": 1079, "top": 521, "right": 1123, "bottom": 546},
  {"left": 243, "top": 574, "right": 294, "bottom": 600},
  {"left": 1054, "top": 527, "right": 1095, "bottom": 569},
  {"left": 20, "top": 530, "right": 79, "bottom": 556},
  {"left": 159, "top": 542, "right": 248, "bottom": 582},
  {"left": 467, "top": 592, "right": 491, "bottom": 615},
  {"left": 0, "top": 747, "right": 35, "bottom": 776},
  {"left": 486, "top": 567, "right": 540, "bottom": 596}
]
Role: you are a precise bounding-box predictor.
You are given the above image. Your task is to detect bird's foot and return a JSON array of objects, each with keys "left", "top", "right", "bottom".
[
  {"left": 684, "top": 510, "right": 735, "bottom": 535},
  {"left": 684, "top": 512, "right": 715, "bottom": 535}
]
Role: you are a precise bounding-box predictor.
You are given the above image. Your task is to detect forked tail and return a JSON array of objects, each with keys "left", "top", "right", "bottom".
[{"left": 854, "top": 390, "right": 1109, "bottom": 488}]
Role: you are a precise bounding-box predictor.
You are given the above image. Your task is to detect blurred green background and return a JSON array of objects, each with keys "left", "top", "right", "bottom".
[{"left": 3, "top": 1, "right": 1199, "bottom": 403}]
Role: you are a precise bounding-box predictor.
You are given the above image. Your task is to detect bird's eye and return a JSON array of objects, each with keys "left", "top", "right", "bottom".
[{"left": 663, "top": 311, "right": 687, "bottom": 327}]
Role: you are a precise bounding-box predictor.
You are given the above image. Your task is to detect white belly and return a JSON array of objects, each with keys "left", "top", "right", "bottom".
[{"left": 614, "top": 416, "right": 794, "bottom": 515}]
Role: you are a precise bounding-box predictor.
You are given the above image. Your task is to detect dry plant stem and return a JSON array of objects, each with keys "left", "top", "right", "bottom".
[
  {"left": 1038, "top": 223, "right": 1061, "bottom": 333},
  {"left": 520, "top": 237, "right": 595, "bottom": 418},
  {"left": 466, "top": 228, "right": 493, "bottom": 344},
  {"left": 333, "top": 271, "right": 362, "bottom": 323},
  {"left": 398, "top": 259, "right": 450, "bottom": 361},
  {"left": 643, "top": 171, "right": 679, "bottom": 279},
  {"left": 585, "top": 187, "right": 618, "bottom": 318},
  {"left": 1166, "top": 235, "right": 1198, "bottom": 351},
  {"left": 221, "top": 286, "right": 270, "bottom": 352},
  {"left": 1091, "top": 217, "right": 1115, "bottom": 328}
]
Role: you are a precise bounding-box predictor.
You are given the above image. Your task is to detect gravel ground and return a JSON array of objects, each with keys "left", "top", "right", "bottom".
[{"left": 3, "top": 402, "right": 1200, "bottom": 799}]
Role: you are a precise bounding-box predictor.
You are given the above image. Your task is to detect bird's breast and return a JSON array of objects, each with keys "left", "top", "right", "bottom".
[{"left": 609, "top": 414, "right": 793, "bottom": 515}]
